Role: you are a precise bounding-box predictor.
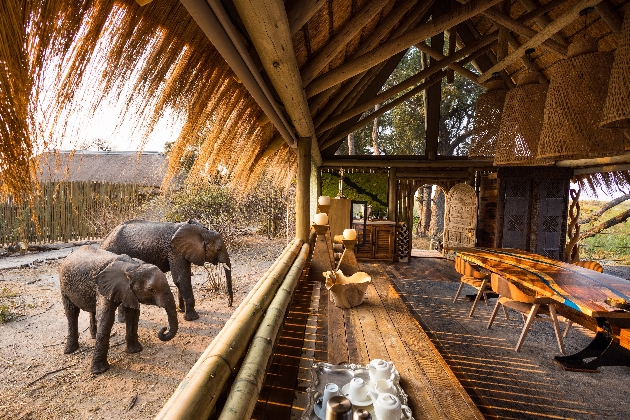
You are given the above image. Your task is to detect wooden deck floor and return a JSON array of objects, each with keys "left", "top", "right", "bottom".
[{"left": 253, "top": 248, "right": 483, "bottom": 420}]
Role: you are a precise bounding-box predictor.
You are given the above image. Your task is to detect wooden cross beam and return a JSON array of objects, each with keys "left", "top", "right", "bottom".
[
  {"left": 478, "top": 0, "right": 604, "bottom": 83},
  {"left": 306, "top": 0, "right": 503, "bottom": 97},
  {"left": 595, "top": 1, "right": 623, "bottom": 34},
  {"left": 286, "top": 0, "right": 326, "bottom": 35}
]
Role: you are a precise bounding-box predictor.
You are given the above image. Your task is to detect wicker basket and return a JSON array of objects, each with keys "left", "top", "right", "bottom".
[
  {"left": 469, "top": 80, "right": 507, "bottom": 158},
  {"left": 600, "top": 13, "right": 630, "bottom": 129},
  {"left": 537, "top": 38, "right": 625, "bottom": 159},
  {"left": 494, "top": 72, "right": 552, "bottom": 166}
]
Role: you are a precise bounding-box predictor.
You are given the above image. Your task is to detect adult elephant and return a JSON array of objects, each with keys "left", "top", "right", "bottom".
[
  {"left": 60, "top": 246, "right": 178, "bottom": 374},
  {"left": 101, "top": 219, "right": 233, "bottom": 321}
]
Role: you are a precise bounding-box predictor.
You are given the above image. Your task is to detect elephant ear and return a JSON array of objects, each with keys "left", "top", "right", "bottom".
[
  {"left": 172, "top": 223, "right": 206, "bottom": 266},
  {"left": 96, "top": 260, "right": 140, "bottom": 309}
]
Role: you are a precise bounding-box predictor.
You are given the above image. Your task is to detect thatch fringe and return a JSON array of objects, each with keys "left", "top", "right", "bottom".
[
  {"left": 577, "top": 171, "right": 630, "bottom": 198},
  {"left": 1, "top": 0, "right": 296, "bottom": 202}
]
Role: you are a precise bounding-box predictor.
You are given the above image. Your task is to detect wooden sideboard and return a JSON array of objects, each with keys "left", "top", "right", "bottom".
[{"left": 352, "top": 221, "right": 395, "bottom": 261}]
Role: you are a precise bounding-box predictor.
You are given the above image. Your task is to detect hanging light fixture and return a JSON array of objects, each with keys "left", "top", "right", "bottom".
[
  {"left": 537, "top": 8, "right": 624, "bottom": 160},
  {"left": 600, "top": 11, "right": 630, "bottom": 131},
  {"left": 494, "top": 68, "right": 552, "bottom": 166},
  {"left": 469, "top": 74, "right": 507, "bottom": 158}
]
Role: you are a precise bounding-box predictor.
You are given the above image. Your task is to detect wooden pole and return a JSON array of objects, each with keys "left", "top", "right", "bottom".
[
  {"left": 296, "top": 137, "right": 312, "bottom": 243},
  {"left": 478, "top": 0, "right": 604, "bottom": 83},
  {"left": 425, "top": 28, "right": 444, "bottom": 161},
  {"left": 218, "top": 243, "right": 309, "bottom": 420},
  {"left": 286, "top": 0, "right": 326, "bottom": 35},
  {"left": 388, "top": 168, "right": 397, "bottom": 222},
  {"left": 306, "top": 0, "right": 503, "bottom": 96},
  {"left": 595, "top": 1, "right": 623, "bottom": 35}
]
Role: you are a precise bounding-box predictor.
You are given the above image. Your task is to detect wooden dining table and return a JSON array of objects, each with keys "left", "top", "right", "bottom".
[{"left": 446, "top": 247, "right": 630, "bottom": 372}]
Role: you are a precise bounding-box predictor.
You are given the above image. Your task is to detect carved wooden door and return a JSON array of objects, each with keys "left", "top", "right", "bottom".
[
  {"left": 444, "top": 183, "right": 478, "bottom": 249},
  {"left": 501, "top": 178, "right": 532, "bottom": 250},
  {"left": 535, "top": 179, "right": 569, "bottom": 260}
]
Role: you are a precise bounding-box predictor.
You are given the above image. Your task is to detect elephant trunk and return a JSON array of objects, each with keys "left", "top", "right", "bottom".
[
  {"left": 219, "top": 251, "right": 233, "bottom": 307},
  {"left": 158, "top": 297, "right": 178, "bottom": 341}
]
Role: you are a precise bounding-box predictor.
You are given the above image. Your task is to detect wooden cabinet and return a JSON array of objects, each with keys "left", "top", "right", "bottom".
[{"left": 353, "top": 222, "right": 394, "bottom": 261}]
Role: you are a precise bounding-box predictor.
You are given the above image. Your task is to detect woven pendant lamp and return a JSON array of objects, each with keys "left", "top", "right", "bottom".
[
  {"left": 494, "top": 72, "right": 552, "bottom": 166},
  {"left": 469, "top": 79, "right": 507, "bottom": 158},
  {"left": 537, "top": 38, "right": 625, "bottom": 159},
  {"left": 600, "top": 12, "right": 630, "bottom": 129}
]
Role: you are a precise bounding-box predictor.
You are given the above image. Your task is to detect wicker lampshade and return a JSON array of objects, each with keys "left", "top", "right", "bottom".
[
  {"left": 537, "top": 38, "right": 625, "bottom": 159},
  {"left": 469, "top": 80, "right": 507, "bottom": 158},
  {"left": 494, "top": 72, "right": 552, "bottom": 166},
  {"left": 600, "top": 13, "right": 630, "bottom": 129}
]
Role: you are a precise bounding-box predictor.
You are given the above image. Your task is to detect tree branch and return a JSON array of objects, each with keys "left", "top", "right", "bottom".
[
  {"left": 580, "top": 208, "right": 630, "bottom": 241},
  {"left": 579, "top": 194, "right": 630, "bottom": 225}
]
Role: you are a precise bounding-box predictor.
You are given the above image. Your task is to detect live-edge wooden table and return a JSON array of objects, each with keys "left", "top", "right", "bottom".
[{"left": 447, "top": 247, "right": 630, "bottom": 372}]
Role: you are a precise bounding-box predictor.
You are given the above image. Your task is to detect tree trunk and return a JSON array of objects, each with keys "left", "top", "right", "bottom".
[
  {"left": 429, "top": 188, "right": 445, "bottom": 238},
  {"left": 372, "top": 104, "right": 381, "bottom": 155},
  {"left": 580, "top": 208, "right": 630, "bottom": 241},
  {"left": 420, "top": 186, "right": 432, "bottom": 236},
  {"left": 415, "top": 191, "right": 423, "bottom": 235},
  {"left": 579, "top": 193, "right": 630, "bottom": 225},
  {"left": 347, "top": 132, "right": 356, "bottom": 155}
]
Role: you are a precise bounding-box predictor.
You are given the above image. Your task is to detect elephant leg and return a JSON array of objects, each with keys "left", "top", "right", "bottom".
[
  {"left": 92, "top": 296, "right": 117, "bottom": 374},
  {"left": 177, "top": 280, "right": 198, "bottom": 321},
  {"left": 176, "top": 285, "right": 185, "bottom": 313},
  {"left": 89, "top": 312, "right": 97, "bottom": 339},
  {"left": 117, "top": 306, "right": 127, "bottom": 323},
  {"left": 124, "top": 307, "right": 143, "bottom": 354},
  {"left": 62, "top": 294, "right": 80, "bottom": 354}
]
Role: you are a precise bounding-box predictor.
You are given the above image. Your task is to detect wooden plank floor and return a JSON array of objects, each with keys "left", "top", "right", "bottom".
[{"left": 253, "top": 240, "right": 483, "bottom": 420}]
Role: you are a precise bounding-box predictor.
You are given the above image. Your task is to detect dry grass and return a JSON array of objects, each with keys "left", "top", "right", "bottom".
[{"left": 0, "top": 0, "right": 296, "bottom": 203}]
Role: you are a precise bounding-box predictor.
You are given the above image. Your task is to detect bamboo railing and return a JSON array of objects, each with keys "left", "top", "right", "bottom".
[{"left": 156, "top": 238, "right": 308, "bottom": 420}]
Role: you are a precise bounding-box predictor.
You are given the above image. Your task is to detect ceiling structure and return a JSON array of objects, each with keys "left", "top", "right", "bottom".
[{"left": 175, "top": 0, "right": 628, "bottom": 182}]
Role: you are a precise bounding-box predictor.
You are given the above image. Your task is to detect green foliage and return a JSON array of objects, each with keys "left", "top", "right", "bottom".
[
  {"left": 321, "top": 172, "right": 388, "bottom": 216},
  {"left": 579, "top": 200, "right": 630, "bottom": 264},
  {"left": 336, "top": 46, "right": 482, "bottom": 156}
]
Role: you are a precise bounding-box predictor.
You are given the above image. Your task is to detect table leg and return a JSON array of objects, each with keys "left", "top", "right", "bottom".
[{"left": 554, "top": 320, "right": 630, "bottom": 372}]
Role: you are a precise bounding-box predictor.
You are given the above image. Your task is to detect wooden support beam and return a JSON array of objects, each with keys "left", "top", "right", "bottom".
[
  {"left": 316, "top": 33, "right": 495, "bottom": 134},
  {"left": 287, "top": 0, "right": 326, "bottom": 35},
  {"left": 574, "top": 163, "right": 630, "bottom": 175},
  {"left": 424, "top": 31, "right": 443, "bottom": 161},
  {"left": 414, "top": 38, "right": 489, "bottom": 83},
  {"left": 232, "top": 0, "right": 321, "bottom": 164},
  {"left": 388, "top": 168, "right": 397, "bottom": 222},
  {"left": 478, "top": 0, "right": 604, "bottom": 83},
  {"left": 595, "top": 1, "right": 623, "bottom": 35},
  {"left": 504, "top": 32, "right": 548, "bottom": 81},
  {"left": 555, "top": 152, "right": 630, "bottom": 168},
  {"left": 497, "top": 0, "right": 510, "bottom": 61},
  {"left": 300, "top": 0, "right": 389, "bottom": 85},
  {"left": 483, "top": 8, "right": 568, "bottom": 56},
  {"left": 296, "top": 137, "right": 312, "bottom": 243},
  {"left": 447, "top": 27, "right": 457, "bottom": 83},
  {"left": 306, "top": 0, "right": 503, "bottom": 97},
  {"left": 517, "top": 0, "right": 568, "bottom": 46},
  {"left": 319, "top": 74, "right": 445, "bottom": 150},
  {"left": 517, "top": 0, "right": 571, "bottom": 25},
  {"left": 397, "top": 170, "right": 471, "bottom": 178},
  {"left": 261, "top": 133, "right": 284, "bottom": 158},
  {"left": 321, "top": 157, "right": 494, "bottom": 169}
]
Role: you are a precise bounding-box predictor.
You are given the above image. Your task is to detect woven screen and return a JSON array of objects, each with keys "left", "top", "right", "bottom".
[
  {"left": 494, "top": 72, "right": 552, "bottom": 166},
  {"left": 538, "top": 38, "right": 625, "bottom": 159},
  {"left": 600, "top": 13, "right": 630, "bottom": 129},
  {"left": 469, "top": 80, "right": 507, "bottom": 158}
]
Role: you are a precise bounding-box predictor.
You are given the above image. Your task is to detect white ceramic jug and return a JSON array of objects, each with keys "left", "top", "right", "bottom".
[{"left": 372, "top": 393, "right": 412, "bottom": 420}]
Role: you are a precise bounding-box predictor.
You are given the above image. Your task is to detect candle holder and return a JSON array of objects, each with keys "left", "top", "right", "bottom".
[
  {"left": 317, "top": 204, "right": 331, "bottom": 214},
  {"left": 312, "top": 223, "right": 336, "bottom": 272},
  {"left": 337, "top": 239, "right": 359, "bottom": 275}
]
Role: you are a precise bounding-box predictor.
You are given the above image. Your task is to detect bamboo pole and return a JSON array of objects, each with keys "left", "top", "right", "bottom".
[
  {"left": 296, "top": 137, "right": 312, "bottom": 243},
  {"left": 306, "top": 0, "right": 503, "bottom": 96},
  {"left": 218, "top": 243, "right": 310, "bottom": 420},
  {"left": 156, "top": 239, "right": 303, "bottom": 420}
]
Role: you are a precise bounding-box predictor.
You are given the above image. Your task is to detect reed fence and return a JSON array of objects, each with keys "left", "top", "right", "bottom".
[{"left": 0, "top": 181, "right": 147, "bottom": 245}]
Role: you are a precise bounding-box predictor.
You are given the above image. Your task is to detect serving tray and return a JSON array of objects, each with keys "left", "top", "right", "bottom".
[{"left": 302, "top": 362, "right": 413, "bottom": 420}]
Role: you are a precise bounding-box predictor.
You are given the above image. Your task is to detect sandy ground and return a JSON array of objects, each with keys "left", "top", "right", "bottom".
[{"left": 0, "top": 235, "right": 286, "bottom": 419}]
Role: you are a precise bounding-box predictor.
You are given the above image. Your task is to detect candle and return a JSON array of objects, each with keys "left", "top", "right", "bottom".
[
  {"left": 314, "top": 213, "right": 329, "bottom": 225},
  {"left": 343, "top": 229, "right": 357, "bottom": 240},
  {"left": 318, "top": 195, "right": 331, "bottom": 206}
]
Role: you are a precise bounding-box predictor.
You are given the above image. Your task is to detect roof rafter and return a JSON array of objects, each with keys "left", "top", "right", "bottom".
[
  {"left": 595, "top": 0, "right": 623, "bottom": 34},
  {"left": 305, "top": 0, "right": 503, "bottom": 97},
  {"left": 518, "top": 0, "right": 568, "bottom": 45},
  {"left": 478, "top": 0, "right": 605, "bottom": 83},
  {"left": 287, "top": 0, "right": 326, "bottom": 35}
]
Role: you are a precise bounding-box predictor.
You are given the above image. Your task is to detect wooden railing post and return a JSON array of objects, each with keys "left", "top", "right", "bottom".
[{"left": 296, "top": 137, "right": 312, "bottom": 242}]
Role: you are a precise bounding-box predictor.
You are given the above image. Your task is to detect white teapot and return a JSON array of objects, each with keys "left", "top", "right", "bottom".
[
  {"left": 368, "top": 359, "right": 393, "bottom": 382},
  {"left": 371, "top": 393, "right": 412, "bottom": 420}
]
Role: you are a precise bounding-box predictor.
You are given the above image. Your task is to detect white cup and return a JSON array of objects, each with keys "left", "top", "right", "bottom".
[
  {"left": 375, "top": 378, "right": 396, "bottom": 395},
  {"left": 321, "top": 382, "right": 340, "bottom": 414},
  {"left": 347, "top": 377, "right": 369, "bottom": 402}
]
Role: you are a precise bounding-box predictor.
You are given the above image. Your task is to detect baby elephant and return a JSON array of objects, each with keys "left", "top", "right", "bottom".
[{"left": 60, "top": 246, "right": 178, "bottom": 374}]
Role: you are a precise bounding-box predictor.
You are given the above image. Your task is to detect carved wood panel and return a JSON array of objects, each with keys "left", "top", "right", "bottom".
[
  {"left": 535, "top": 179, "right": 569, "bottom": 260},
  {"left": 476, "top": 173, "right": 498, "bottom": 247},
  {"left": 500, "top": 178, "right": 532, "bottom": 250},
  {"left": 443, "top": 183, "right": 478, "bottom": 249}
]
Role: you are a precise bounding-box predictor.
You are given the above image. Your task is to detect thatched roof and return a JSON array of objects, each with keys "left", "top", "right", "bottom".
[
  {"left": 37, "top": 151, "right": 168, "bottom": 187},
  {"left": 2, "top": 0, "right": 630, "bottom": 200}
]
